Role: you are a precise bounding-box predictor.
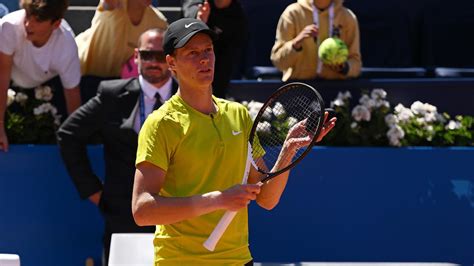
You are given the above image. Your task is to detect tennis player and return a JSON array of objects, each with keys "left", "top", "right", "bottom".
[{"left": 132, "top": 18, "right": 336, "bottom": 265}]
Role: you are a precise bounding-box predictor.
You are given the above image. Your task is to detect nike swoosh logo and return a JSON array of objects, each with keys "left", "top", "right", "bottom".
[
  {"left": 232, "top": 130, "right": 242, "bottom": 136},
  {"left": 184, "top": 22, "right": 198, "bottom": 28}
]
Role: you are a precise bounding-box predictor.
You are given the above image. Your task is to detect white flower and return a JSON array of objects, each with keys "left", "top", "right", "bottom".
[
  {"left": 423, "top": 103, "right": 437, "bottom": 113},
  {"left": 7, "top": 89, "right": 16, "bottom": 107},
  {"left": 287, "top": 116, "right": 298, "bottom": 128},
  {"left": 424, "top": 112, "right": 438, "bottom": 123},
  {"left": 359, "top": 95, "right": 375, "bottom": 109},
  {"left": 387, "top": 125, "right": 405, "bottom": 147},
  {"left": 272, "top": 102, "right": 286, "bottom": 119},
  {"left": 33, "top": 103, "right": 57, "bottom": 116},
  {"left": 247, "top": 100, "right": 264, "bottom": 120},
  {"left": 15, "top": 92, "right": 28, "bottom": 104},
  {"left": 352, "top": 105, "right": 371, "bottom": 122},
  {"left": 388, "top": 136, "right": 402, "bottom": 147},
  {"left": 342, "top": 91, "right": 352, "bottom": 100},
  {"left": 331, "top": 91, "right": 351, "bottom": 108},
  {"left": 350, "top": 122, "right": 358, "bottom": 129},
  {"left": 410, "top": 101, "right": 425, "bottom": 115},
  {"left": 385, "top": 114, "right": 398, "bottom": 127},
  {"left": 262, "top": 106, "right": 273, "bottom": 120},
  {"left": 331, "top": 98, "right": 345, "bottom": 108},
  {"left": 446, "top": 120, "right": 462, "bottom": 130},
  {"left": 374, "top": 99, "right": 390, "bottom": 109},
  {"left": 394, "top": 104, "right": 414, "bottom": 123},
  {"left": 410, "top": 101, "right": 437, "bottom": 116},
  {"left": 416, "top": 117, "right": 426, "bottom": 125},
  {"left": 257, "top": 121, "right": 272, "bottom": 134},
  {"left": 371, "top": 89, "right": 387, "bottom": 100},
  {"left": 424, "top": 125, "right": 434, "bottom": 133},
  {"left": 394, "top": 103, "right": 407, "bottom": 113},
  {"left": 35, "top": 85, "right": 53, "bottom": 101}
]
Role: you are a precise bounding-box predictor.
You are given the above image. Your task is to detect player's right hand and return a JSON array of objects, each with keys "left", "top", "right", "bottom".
[{"left": 219, "top": 184, "right": 261, "bottom": 211}]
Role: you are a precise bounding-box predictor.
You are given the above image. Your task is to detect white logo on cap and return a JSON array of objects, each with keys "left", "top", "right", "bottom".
[{"left": 184, "top": 22, "right": 198, "bottom": 28}]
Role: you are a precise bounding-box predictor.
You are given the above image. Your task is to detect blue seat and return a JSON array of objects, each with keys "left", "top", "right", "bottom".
[
  {"left": 246, "top": 66, "right": 282, "bottom": 80},
  {"left": 434, "top": 67, "right": 474, "bottom": 78},
  {"left": 360, "top": 67, "right": 427, "bottom": 78}
]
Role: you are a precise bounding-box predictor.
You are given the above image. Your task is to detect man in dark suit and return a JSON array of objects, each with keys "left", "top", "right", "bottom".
[{"left": 57, "top": 28, "right": 177, "bottom": 265}]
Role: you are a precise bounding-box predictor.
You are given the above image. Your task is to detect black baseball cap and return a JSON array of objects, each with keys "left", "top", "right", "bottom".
[{"left": 163, "top": 18, "right": 216, "bottom": 55}]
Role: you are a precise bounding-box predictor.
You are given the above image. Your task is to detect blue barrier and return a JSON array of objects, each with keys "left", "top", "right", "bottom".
[
  {"left": 0, "top": 145, "right": 105, "bottom": 266},
  {"left": 1, "top": 146, "right": 473, "bottom": 266}
]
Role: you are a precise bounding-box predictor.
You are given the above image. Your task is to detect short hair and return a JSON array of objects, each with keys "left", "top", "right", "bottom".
[
  {"left": 137, "top": 28, "right": 165, "bottom": 48},
  {"left": 21, "top": 0, "right": 69, "bottom": 22}
]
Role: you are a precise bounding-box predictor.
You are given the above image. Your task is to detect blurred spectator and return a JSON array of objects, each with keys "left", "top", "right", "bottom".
[
  {"left": 57, "top": 28, "right": 177, "bottom": 266},
  {"left": 182, "top": 0, "right": 248, "bottom": 98},
  {"left": 76, "top": 0, "right": 168, "bottom": 101},
  {"left": 0, "top": 0, "right": 81, "bottom": 152},
  {"left": 271, "top": 0, "right": 361, "bottom": 81}
]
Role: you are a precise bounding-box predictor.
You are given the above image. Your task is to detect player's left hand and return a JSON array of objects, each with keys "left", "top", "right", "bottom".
[{"left": 316, "top": 111, "right": 337, "bottom": 142}]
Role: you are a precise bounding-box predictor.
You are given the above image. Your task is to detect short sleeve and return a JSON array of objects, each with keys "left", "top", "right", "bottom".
[
  {"left": 136, "top": 114, "right": 177, "bottom": 171},
  {"left": 243, "top": 106, "right": 265, "bottom": 159},
  {"left": 58, "top": 35, "right": 81, "bottom": 89},
  {"left": 0, "top": 20, "right": 17, "bottom": 55}
]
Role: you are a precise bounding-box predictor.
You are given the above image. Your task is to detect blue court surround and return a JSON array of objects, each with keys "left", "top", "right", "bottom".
[{"left": 0, "top": 145, "right": 473, "bottom": 266}]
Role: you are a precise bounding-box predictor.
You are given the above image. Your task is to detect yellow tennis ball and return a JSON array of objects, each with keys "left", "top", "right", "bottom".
[{"left": 318, "top": 37, "right": 349, "bottom": 65}]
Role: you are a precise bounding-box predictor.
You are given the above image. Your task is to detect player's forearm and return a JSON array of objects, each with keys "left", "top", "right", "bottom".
[
  {"left": 256, "top": 147, "right": 295, "bottom": 210},
  {"left": 132, "top": 190, "right": 223, "bottom": 226},
  {"left": 256, "top": 171, "right": 289, "bottom": 210}
]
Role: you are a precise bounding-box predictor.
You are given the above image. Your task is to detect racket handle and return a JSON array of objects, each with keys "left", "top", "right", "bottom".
[{"left": 203, "top": 210, "right": 237, "bottom": 251}]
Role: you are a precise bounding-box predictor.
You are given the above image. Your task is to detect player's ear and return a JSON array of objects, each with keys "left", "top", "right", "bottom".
[{"left": 166, "top": 54, "right": 177, "bottom": 72}]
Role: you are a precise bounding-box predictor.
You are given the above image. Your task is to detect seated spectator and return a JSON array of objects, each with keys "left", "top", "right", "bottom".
[
  {"left": 182, "top": 0, "right": 248, "bottom": 98},
  {"left": 271, "top": 0, "right": 361, "bottom": 81},
  {"left": 0, "top": 0, "right": 82, "bottom": 152},
  {"left": 76, "top": 0, "right": 168, "bottom": 101}
]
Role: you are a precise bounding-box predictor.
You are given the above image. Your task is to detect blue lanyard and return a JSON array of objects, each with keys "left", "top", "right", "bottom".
[{"left": 139, "top": 91, "right": 146, "bottom": 128}]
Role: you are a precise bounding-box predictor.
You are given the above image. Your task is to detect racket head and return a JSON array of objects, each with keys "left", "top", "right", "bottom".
[{"left": 248, "top": 82, "right": 325, "bottom": 181}]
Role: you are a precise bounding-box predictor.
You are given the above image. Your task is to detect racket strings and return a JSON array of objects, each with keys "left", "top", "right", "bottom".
[{"left": 253, "top": 85, "right": 323, "bottom": 173}]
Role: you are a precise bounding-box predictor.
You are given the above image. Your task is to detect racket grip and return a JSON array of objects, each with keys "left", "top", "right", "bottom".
[{"left": 203, "top": 210, "right": 237, "bottom": 251}]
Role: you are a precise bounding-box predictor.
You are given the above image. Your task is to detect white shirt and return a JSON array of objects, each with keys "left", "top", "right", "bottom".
[
  {"left": 133, "top": 75, "right": 173, "bottom": 133},
  {"left": 0, "top": 10, "right": 80, "bottom": 89}
]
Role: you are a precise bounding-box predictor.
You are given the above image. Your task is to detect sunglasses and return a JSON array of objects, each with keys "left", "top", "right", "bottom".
[{"left": 138, "top": 50, "right": 166, "bottom": 62}]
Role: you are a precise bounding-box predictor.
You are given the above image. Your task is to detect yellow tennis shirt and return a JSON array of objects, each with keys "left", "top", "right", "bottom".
[{"left": 136, "top": 94, "right": 254, "bottom": 265}]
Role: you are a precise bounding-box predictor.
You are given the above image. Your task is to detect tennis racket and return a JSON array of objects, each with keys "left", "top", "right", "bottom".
[{"left": 203, "top": 82, "right": 331, "bottom": 251}]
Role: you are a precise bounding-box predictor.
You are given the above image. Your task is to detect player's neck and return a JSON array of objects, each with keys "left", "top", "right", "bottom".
[{"left": 178, "top": 84, "right": 216, "bottom": 115}]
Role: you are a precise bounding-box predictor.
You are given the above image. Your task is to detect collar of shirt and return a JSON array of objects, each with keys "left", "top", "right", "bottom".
[{"left": 138, "top": 75, "right": 172, "bottom": 103}]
